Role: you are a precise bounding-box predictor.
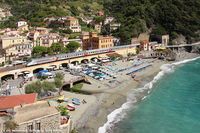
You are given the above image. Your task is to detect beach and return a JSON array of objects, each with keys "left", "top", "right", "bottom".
[
  {"left": 72, "top": 58, "right": 165, "bottom": 132},
  {"left": 70, "top": 52, "right": 198, "bottom": 133}
]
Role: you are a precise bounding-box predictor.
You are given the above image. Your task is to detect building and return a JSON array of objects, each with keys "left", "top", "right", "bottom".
[
  {"left": 0, "top": 41, "right": 33, "bottom": 62},
  {"left": 150, "top": 34, "right": 169, "bottom": 46},
  {"left": 0, "top": 54, "right": 5, "bottom": 65},
  {"left": 61, "top": 37, "right": 82, "bottom": 51},
  {"left": 0, "top": 8, "right": 12, "bottom": 20},
  {"left": 0, "top": 36, "right": 28, "bottom": 49},
  {"left": 13, "top": 101, "right": 73, "bottom": 133},
  {"left": 17, "top": 19, "right": 27, "bottom": 28},
  {"left": 131, "top": 33, "right": 150, "bottom": 44},
  {"left": 110, "top": 23, "right": 121, "bottom": 31},
  {"left": 91, "top": 20, "right": 103, "bottom": 33},
  {"left": 82, "top": 32, "right": 114, "bottom": 50},
  {"left": 104, "top": 17, "right": 114, "bottom": 25},
  {"left": 4, "top": 29, "right": 19, "bottom": 37},
  {"left": 17, "top": 24, "right": 29, "bottom": 33},
  {"left": 0, "top": 93, "right": 37, "bottom": 112},
  {"left": 140, "top": 41, "right": 158, "bottom": 51},
  {"left": 65, "top": 17, "right": 81, "bottom": 33},
  {"left": 36, "top": 27, "right": 50, "bottom": 35},
  {"left": 13, "top": 101, "right": 60, "bottom": 132},
  {"left": 36, "top": 33, "right": 60, "bottom": 47},
  {"left": 97, "top": 11, "right": 104, "bottom": 17},
  {"left": 28, "top": 30, "right": 40, "bottom": 47}
]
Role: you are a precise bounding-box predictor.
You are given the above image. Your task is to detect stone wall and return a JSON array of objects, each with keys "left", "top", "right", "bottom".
[{"left": 16, "top": 112, "right": 60, "bottom": 133}]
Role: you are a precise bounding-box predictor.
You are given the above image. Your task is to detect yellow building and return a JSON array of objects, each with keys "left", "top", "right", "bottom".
[
  {"left": 0, "top": 36, "right": 28, "bottom": 49},
  {"left": 82, "top": 32, "right": 114, "bottom": 50},
  {"left": 66, "top": 17, "right": 81, "bottom": 33},
  {"left": 17, "top": 24, "right": 29, "bottom": 33}
]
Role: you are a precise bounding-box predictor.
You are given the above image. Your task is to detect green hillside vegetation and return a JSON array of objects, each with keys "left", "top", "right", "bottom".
[
  {"left": 104, "top": 0, "right": 200, "bottom": 44},
  {"left": 0, "top": 0, "right": 199, "bottom": 44},
  {"left": 0, "top": 0, "right": 103, "bottom": 27}
]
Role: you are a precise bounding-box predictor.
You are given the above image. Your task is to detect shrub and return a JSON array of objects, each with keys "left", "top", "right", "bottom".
[
  {"left": 42, "top": 81, "right": 55, "bottom": 92},
  {"left": 54, "top": 78, "right": 63, "bottom": 88},
  {"left": 55, "top": 72, "right": 64, "bottom": 80}
]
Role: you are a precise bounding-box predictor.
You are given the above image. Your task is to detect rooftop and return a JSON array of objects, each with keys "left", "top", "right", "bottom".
[
  {"left": 67, "top": 17, "right": 77, "bottom": 21},
  {"left": 14, "top": 101, "right": 59, "bottom": 124},
  {"left": 0, "top": 93, "right": 37, "bottom": 110}
]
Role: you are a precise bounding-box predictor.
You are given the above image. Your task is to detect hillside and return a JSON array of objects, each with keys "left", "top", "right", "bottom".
[
  {"left": 0, "top": 0, "right": 103, "bottom": 27},
  {"left": 104, "top": 0, "right": 200, "bottom": 44},
  {"left": 0, "top": 0, "right": 200, "bottom": 44}
]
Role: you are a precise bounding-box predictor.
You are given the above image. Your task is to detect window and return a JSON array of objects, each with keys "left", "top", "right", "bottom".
[
  {"left": 36, "top": 122, "right": 41, "bottom": 130},
  {"left": 27, "top": 124, "right": 33, "bottom": 132},
  {"left": 12, "top": 40, "right": 14, "bottom": 43}
]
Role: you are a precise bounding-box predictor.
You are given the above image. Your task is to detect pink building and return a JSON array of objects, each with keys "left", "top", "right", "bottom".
[{"left": 37, "top": 33, "right": 60, "bottom": 47}]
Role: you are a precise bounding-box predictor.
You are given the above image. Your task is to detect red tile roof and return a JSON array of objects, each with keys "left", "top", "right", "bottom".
[
  {"left": 30, "top": 30, "right": 36, "bottom": 34},
  {"left": 140, "top": 41, "right": 149, "bottom": 44},
  {"left": 0, "top": 93, "right": 37, "bottom": 110},
  {"left": 67, "top": 17, "right": 77, "bottom": 21}
]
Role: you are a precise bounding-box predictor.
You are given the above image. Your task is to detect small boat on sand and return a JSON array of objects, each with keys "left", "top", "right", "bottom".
[{"left": 72, "top": 100, "right": 81, "bottom": 105}]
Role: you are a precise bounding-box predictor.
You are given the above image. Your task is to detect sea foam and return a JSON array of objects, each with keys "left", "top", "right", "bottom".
[{"left": 98, "top": 57, "right": 200, "bottom": 133}]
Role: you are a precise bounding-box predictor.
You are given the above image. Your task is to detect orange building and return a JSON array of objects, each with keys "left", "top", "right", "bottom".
[{"left": 82, "top": 32, "right": 114, "bottom": 50}]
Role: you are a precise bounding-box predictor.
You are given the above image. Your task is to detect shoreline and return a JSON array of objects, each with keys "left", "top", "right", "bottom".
[{"left": 77, "top": 53, "right": 199, "bottom": 133}]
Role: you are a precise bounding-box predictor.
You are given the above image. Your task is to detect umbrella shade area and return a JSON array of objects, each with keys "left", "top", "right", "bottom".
[{"left": 98, "top": 74, "right": 105, "bottom": 77}]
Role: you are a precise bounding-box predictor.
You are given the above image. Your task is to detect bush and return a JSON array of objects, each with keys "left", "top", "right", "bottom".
[
  {"left": 42, "top": 81, "right": 55, "bottom": 92},
  {"left": 4, "top": 121, "right": 17, "bottom": 131},
  {"left": 25, "top": 81, "right": 42, "bottom": 94},
  {"left": 54, "top": 78, "right": 63, "bottom": 88},
  {"left": 58, "top": 106, "right": 68, "bottom": 116},
  {"left": 55, "top": 72, "right": 64, "bottom": 80},
  {"left": 110, "top": 54, "right": 117, "bottom": 61}
]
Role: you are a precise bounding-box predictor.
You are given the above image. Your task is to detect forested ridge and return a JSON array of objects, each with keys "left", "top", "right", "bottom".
[
  {"left": 0, "top": 0, "right": 200, "bottom": 44},
  {"left": 104, "top": 0, "right": 200, "bottom": 44}
]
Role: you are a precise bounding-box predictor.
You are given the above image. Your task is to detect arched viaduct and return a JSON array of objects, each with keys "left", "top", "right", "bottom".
[{"left": 0, "top": 47, "right": 137, "bottom": 80}]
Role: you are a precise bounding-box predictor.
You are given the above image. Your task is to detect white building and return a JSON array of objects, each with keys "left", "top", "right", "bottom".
[{"left": 17, "top": 19, "right": 27, "bottom": 28}]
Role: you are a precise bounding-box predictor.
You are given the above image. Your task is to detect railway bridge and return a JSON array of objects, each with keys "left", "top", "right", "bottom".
[
  {"left": 165, "top": 42, "right": 200, "bottom": 52},
  {"left": 0, "top": 47, "right": 136, "bottom": 81}
]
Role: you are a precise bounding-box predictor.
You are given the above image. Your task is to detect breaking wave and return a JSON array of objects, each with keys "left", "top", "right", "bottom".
[{"left": 98, "top": 56, "right": 200, "bottom": 133}]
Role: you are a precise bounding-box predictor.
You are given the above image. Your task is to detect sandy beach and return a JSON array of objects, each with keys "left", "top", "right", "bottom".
[{"left": 68, "top": 53, "right": 199, "bottom": 133}]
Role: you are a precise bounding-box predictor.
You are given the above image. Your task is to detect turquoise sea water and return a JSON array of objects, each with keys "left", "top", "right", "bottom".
[{"left": 114, "top": 58, "right": 200, "bottom": 133}]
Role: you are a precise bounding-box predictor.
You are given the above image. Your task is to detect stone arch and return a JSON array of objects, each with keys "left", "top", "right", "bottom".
[
  {"left": 81, "top": 59, "right": 89, "bottom": 64},
  {"left": 71, "top": 61, "right": 79, "bottom": 66},
  {"left": 90, "top": 57, "right": 99, "bottom": 62},
  {"left": 61, "top": 63, "right": 68, "bottom": 68},
  {"left": 1, "top": 74, "right": 14, "bottom": 81},
  {"left": 33, "top": 68, "right": 44, "bottom": 74}
]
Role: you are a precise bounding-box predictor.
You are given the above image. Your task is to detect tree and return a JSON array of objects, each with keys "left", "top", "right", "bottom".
[
  {"left": 93, "top": 16, "right": 104, "bottom": 22},
  {"left": 60, "top": 28, "right": 72, "bottom": 34},
  {"left": 4, "top": 121, "right": 17, "bottom": 132},
  {"left": 66, "top": 41, "right": 81, "bottom": 52},
  {"left": 110, "top": 54, "right": 117, "bottom": 61},
  {"left": 25, "top": 81, "right": 42, "bottom": 94},
  {"left": 42, "top": 81, "right": 55, "bottom": 92},
  {"left": 54, "top": 78, "right": 63, "bottom": 88},
  {"left": 32, "top": 46, "right": 47, "bottom": 57},
  {"left": 55, "top": 72, "right": 64, "bottom": 80},
  {"left": 50, "top": 43, "right": 65, "bottom": 54},
  {"left": 101, "top": 24, "right": 110, "bottom": 35}
]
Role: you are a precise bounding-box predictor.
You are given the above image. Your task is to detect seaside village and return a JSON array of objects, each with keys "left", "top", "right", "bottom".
[{"left": 0, "top": 9, "right": 174, "bottom": 133}]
